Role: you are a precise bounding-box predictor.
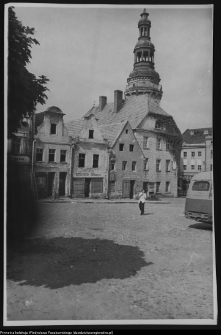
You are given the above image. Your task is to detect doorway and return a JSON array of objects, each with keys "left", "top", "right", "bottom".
[
  {"left": 59, "top": 172, "right": 66, "bottom": 196},
  {"left": 48, "top": 172, "right": 55, "bottom": 196},
  {"left": 130, "top": 180, "right": 135, "bottom": 199},
  {"left": 85, "top": 178, "right": 91, "bottom": 198},
  {"left": 143, "top": 182, "right": 148, "bottom": 193}
]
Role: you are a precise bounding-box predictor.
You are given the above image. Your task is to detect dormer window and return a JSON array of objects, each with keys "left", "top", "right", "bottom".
[
  {"left": 89, "top": 130, "right": 94, "bottom": 139},
  {"left": 190, "top": 130, "right": 194, "bottom": 135},
  {"left": 204, "top": 129, "right": 208, "bottom": 135},
  {"left": 155, "top": 120, "right": 164, "bottom": 130},
  {"left": 51, "top": 123, "right": 57, "bottom": 135}
]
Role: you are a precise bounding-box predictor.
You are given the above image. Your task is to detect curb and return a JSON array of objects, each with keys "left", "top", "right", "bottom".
[{"left": 40, "top": 200, "right": 170, "bottom": 204}]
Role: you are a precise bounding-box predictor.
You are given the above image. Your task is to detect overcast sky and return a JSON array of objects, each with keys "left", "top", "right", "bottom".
[{"left": 9, "top": 4, "right": 212, "bottom": 133}]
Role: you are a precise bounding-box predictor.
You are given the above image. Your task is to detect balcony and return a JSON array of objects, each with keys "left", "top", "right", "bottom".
[{"left": 125, "top": 81, "right": 162, "bottom": 92}]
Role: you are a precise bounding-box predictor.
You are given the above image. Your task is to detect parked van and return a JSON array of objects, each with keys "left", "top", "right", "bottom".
[{"left": 184, "top": 171, "right": 213, "bottom": 223}]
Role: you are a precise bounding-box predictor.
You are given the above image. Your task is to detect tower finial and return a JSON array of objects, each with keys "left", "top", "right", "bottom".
[{"left": 143, "top": 8, "right": 146, "bottom": 13}]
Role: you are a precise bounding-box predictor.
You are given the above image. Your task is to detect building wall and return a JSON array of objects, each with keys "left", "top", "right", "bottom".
[
  {"left": 135, "top": 130, "right": 178, "bottom": 197},
  {"left": 110, "top": 124, "right": 144, "bottom": 199},
  {"left": 34, "top": 110, "right": 72, "bottom": 198},
  {"left": 72, "top": 141, "right": 109, "bottom": 198},
  {"left": 205, "top": 135, "right": 213, "bottom": 172}
]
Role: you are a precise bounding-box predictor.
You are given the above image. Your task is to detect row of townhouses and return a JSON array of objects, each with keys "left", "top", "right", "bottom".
[{"left": 7, "top": 9, "right": 212, "bottom": 199}]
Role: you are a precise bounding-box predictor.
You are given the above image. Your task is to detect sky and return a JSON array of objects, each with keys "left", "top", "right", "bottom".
[{"left": 7, "top": 4, "right": 213, "bottom": 133}]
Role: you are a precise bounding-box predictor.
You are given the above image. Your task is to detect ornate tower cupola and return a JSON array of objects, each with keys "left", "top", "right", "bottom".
[{"left": 125, "top": 9, "right": 163, "bottom": 101}]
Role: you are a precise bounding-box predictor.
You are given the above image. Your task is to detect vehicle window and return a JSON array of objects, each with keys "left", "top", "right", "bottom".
[{"left": 192, "top": 181, "right": 210, "bottom": 191}]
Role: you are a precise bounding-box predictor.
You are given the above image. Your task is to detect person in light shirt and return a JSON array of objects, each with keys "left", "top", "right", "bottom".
[{"left": 138, "top": 189, "right": 146, "bottom": 215}]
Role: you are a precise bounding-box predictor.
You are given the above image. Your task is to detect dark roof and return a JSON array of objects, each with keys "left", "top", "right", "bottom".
[
  {"left": 35, "top": 112, "right": 45, "bottom": 134},
  {"left": 182, "top": 128, "right": 213, "bottom": 144},
  {"left": 83, "top": 95, "right": 170, "bottom": 129},
  {"left": 45, "top": 106, "right": 63, "bottom": 114}
]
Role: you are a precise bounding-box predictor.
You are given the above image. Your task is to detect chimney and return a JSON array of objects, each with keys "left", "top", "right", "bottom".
[
  {"left": 99, "top": 96, "right": 107, "bottom": 112},
  {"left": 114, "top": 90, "right": 123, "bottom": 113}
]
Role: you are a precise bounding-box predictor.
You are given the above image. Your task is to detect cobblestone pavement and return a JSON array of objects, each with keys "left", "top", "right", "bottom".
[{"left": 6, "top": 198, "right": 215, "bottom": 323}]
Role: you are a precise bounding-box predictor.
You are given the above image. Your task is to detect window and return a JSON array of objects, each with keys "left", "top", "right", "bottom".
[
  {"left": 198, "top": 165, "right": 201, "bottom": 171},
  {"left": 191, "top": 165, "right": 195, "bottom": 170},
  {"left": 156, "top": 182, "right": 160, "bottom": 193},
  {"left": 119, "top": 143, "right": 124, "bottom": 151},
  {"left": 204, "top": 129, "right": 208, "bottom": 135},
  {"left": 166, "top": 140, "right": 170, "bottom": 150},
  {"left": 166, "top": 182, "right": 170, "bottom": 192},
  {"left": 157, "top": 138, "right": 161, "bottom": 150},
  {"left": 191, "top": 152, "right": 195, "bottom": 158},
  {"left": 190, "top": 130, "right": 194, "bottom": 135},
  {"left": 143, "top": 136, "right": 149, "bottom": 148},
  {"left": 192, "top": 181, "right": 210, "bottom": 191},
  {"left": 166, "top": 160, "right": 171, "bottom": 172},
  {"left": 110, "top": 181, "right": 115, "bottom": 192},
  {"left": 89, "top": 130, "right": 94, "bottom": 139},
  {"left": 91, "top": 178, "right": 103, "bottom": 193},
  {"left": 122, "top": 161, "right": 127, "bottom": 170},
  {"left": 60, "top": 150, "right": 66, "bottom": 162},
  {"left": 12, "top": 138, "right": 21, "bottom": 154},
  {"left": 50, "top": 123, "right": 57, "bottom": 135},
  {"left": 183, "top": 165, "right": 187, "bottom": 170},
  {"left": 211, "top": 164, "right": 213, "bottom": 171},
  {"left": 211, "top": 150, "right": 213, "bottom": 158},
  {"left": 78, "top": 153, "right": 85, "bottom": 167},
  {"left": 156, "top": 159, "right": 161, "bottom": 172},
  {"left": 125, "top": 129, "right": 128, "bottom": 134},
  {"left": 129, "top": 144, "right": 134, "bottom": 152},
  {"left": 144, "top": 158, "right": 149, "bottom": 171},
  {"left": 49, "top": 149, "right": 56, "bottom": 162},
  {"left": 111, "top": 161, "right": 115, "bottom": 170},
  {"left": 183, "top": 152, "right": 187, "bottom": 158},
  {"left": 36, "top": 148, "right": 43, "bottom": 162},
  {"left": 132, "top": 161, "right": 136, "bottom": 171},
  {"left": 198, "top": 151, "right": 201, "bottom": 157},
  {"left": 93, "top": 154, "right": 99, "bottom": 168}
]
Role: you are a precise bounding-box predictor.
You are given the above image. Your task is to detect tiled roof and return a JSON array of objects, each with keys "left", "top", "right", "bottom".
[
  {"left": 182, "top": 128, "right": 213, "bottom": 144},
  {"left": 35, "top": 112, "right": 45, "bottom": 134},
  {"left": 65, "top": 119, "right": 85, "bottom": 137},
  {"left": 83, "top": 95, "right": 170, "bottom": 129},
  {"left": 98, "top": 121, "right": 127, "bottom": 147}
]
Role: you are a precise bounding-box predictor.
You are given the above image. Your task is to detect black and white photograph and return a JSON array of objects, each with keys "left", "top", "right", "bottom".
[{"left": 4, "top": 3, "right": 215, "bottom": 326}]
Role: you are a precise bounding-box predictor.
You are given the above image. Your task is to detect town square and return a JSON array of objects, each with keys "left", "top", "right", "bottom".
[{"left": 5, "top": 4, "right": 214, "bottom": 326}]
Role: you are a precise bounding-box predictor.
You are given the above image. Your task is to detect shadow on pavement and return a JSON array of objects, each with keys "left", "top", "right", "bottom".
[
  {"left": 7, "top": 237, "right": 152, "bottom": 289},
  {"left": 142, "top": 213, "right": 154, "bottom": 216},
  {"left": 188, "top": 222, "right": 212, "bottom": 231}
]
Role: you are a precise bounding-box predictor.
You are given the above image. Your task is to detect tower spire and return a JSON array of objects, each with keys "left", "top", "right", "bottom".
[{"left": 125, "top": 9, "right": 163, "bottom": 101}]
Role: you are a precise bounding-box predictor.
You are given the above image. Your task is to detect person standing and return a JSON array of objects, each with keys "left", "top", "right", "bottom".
[{"left": 138, "top": 189, "right": 146, "bottom": 215}]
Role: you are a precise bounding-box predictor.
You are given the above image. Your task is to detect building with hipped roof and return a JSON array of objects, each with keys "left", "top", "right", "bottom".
[{"left": 179, "top": 127, "right": 213, "bottom": 195}]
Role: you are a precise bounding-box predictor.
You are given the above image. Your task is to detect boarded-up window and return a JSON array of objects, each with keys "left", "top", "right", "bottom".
[{"left": 91, "top": 178, "right": 103, "bottom": 193}]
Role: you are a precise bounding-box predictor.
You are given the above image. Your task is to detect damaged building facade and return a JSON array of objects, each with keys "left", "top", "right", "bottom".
[
  {"left": 32, "top": 106, "right": 72, "bottom": 198},
  {"left": 66, "top": 115, "right": 109, "bottom": 198}
]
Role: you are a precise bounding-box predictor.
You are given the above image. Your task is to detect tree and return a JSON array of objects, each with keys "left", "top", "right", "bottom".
[{"left": 8, "top": 6, "right": 49, "bottom": 136}]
